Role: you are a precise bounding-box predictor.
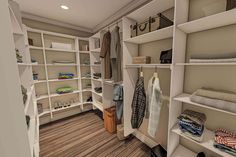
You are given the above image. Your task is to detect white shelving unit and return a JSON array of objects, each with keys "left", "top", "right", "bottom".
[
  {"left": 26, "top": 27, "right": 93, "bottom": 125},
  {"left": 9, "top": 1, "right": 39, "bottom": 156},
  {"left": 122, "top": 0, "right": 236, "bottom": 157}
]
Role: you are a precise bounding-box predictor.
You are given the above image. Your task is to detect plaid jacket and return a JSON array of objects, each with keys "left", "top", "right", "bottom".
[{"left": 131, "top": 77, "right": 146, "bottom": 129}]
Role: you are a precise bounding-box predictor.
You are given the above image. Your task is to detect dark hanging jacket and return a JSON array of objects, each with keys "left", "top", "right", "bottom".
[
  {"left": 100, "top": 31, "right": 112, "bottom": 79},
  {"left": 131, "top": 76, "right": 146, "bottom": 129}
]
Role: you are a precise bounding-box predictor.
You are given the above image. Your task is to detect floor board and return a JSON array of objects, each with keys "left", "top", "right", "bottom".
[{"left": 39, "top": 112, "right": 150, "bottom": 157}]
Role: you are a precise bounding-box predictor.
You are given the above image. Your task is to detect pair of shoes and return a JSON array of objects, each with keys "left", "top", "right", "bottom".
[{"left": 94, "top": 87, "right": 102, "bottom": 93}]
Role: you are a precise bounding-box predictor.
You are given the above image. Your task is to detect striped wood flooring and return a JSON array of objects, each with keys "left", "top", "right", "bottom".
[{"left": 39, "top": 112, "right": 150, "bottom": 157}]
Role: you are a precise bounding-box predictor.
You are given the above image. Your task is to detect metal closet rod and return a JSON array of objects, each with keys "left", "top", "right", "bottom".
[{"left": 106, "top": 19, "right": 122, "bottom": 30}]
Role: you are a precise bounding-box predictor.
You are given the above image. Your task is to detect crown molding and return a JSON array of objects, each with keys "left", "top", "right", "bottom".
[
  {"left": 21, "top": 12, "right": 93, "bottom": 33},
  {"left": 92, "top": 0, "right": 152, "bottom": 32}
]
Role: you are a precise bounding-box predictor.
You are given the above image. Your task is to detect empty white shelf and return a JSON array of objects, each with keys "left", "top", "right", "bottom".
[
  {"left": 93, "top": 101, "right": 103, "bottom": 111},
  {"left": 178, "top": 9, "right": 236, "bottom": 34},
  {"left": 125, "top": 64, "right": 171, "bottom": 69},
  {"left": 124, "top": 26, "right": 173, "bottom": 44},
  {"left": 90, "top": 48, "right": 101, "bottom": 52},
  {"left": 29, "top": 46, "right": 43, "bottom": 50},
  {"left": 45, "top": 48, "right": 77, "bottom": 53},
  {"left": 38, "top": 110, "right": 50, "bottom": 117},
  {"left": 171, "top": 145, "right": 196, "bottom": 157},
  {"left": 34, "top": 80, "right": 46, "bottom": 84},
  {"left": 92, "top": 91, "right": 102, "bottom": 97},
  {"left": 172, "top": 124, "right": 234, "bottom": 157},
  {"left": 47, "top": 63, "right": 77, "bottom": 66},
  {"left": 176, "top": 62, "right": 236, "bottom": 66},
  {"left": 174, "top": 93, "right": 236, "bottom": 116},
  {"left": 79, "top": 51, "right": 90, "bottom": 54},
  {"left": 36, "top": 95, "right": 49, "bottom": 101},
  {"left": 92, "top": 78, "right": 102, "bottom": 82}
]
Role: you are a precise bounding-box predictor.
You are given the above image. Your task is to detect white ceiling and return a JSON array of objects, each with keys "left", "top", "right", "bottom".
[{"left": 17, "top": 0, "right": 135, "bottom": 31}]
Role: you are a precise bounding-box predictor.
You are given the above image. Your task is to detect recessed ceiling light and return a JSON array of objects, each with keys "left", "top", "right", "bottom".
[{"left": 61, "top": 5, "right": 69, "bottom": 10}]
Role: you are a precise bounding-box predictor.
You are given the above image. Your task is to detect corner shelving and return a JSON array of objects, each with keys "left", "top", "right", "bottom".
[
  {"left": 24, "top": 85, "right": 35, "bottom": 114},
  {"left": 178, "top": 8, "right": 236, "bottom": 34}
]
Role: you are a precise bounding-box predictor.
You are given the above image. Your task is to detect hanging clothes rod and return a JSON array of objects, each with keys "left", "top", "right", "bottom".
[
  {"left": 125, "top": 64, "right": 171, "bottom": 69},
  {"left": 104, "top": 19, "right": 122, "bottom": 30}
]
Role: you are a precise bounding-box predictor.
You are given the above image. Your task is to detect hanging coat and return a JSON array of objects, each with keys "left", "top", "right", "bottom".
[
  {"left": 146, "top": 76, "right": 163, "bottom": 137},
  {"left": 110, "top": 26, "right": 122, "bottom": 82},
  {"left": 131, "top": 76, "right": 146, "bottom": 129},
  {"left": 100, "top": 31, "right": 112, "bottom": 79}
]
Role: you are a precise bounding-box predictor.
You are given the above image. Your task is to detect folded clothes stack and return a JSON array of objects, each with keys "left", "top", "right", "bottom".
[
  {"left": 93, "top": 73, "right": 101, "bottom": 79},
  {"left": 178, "top": 110, "right": 206, "bottom": 142},
  {"left": 190, "top": 88, "right": 236, "bottom": 113},
  {"left": 214, "top": 128, "right": 236, "bottom": 156},
  {"left": 58, "top": 73, "right": 74, "bottom": 79},
  {"left": 56, "top": 86, "right": 73, "bottom": 94},
  {"left": 94, "top": 87, "right": 102, "bottom": 93}
]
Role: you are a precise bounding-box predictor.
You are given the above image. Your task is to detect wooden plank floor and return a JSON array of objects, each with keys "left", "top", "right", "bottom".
[{"left": 39, "top": 112, "right": 150, "bottom": 157}]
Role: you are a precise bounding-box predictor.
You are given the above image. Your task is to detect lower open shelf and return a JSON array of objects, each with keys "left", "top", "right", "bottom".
[
  {"left": 171, "top": 145, "right": 196, "bottom": 157},
  {"left": 93, "top": 101, "right": 103, "bottom": 112},
  {"left": 171, "top": 124, "right": 234, "bottom": 157}
]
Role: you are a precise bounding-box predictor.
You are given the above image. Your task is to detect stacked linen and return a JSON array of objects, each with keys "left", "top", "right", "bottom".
[
  {"left": 178, "top": 110, "right": 206, "bottom": 142},
  {"left": 190, "top": 88, "right": 236, "bottom": 113},
  {"left": 214, "top": 128, "right": 236, "bottom": 156}
]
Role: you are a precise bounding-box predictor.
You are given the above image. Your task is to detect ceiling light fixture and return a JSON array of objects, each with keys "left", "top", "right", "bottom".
[{"left": 61, "top": 5, "right": 69, "bottom": 10}]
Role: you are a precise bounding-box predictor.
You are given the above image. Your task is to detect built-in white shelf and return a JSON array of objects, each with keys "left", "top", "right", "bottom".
[
  {"left": 18, "top": 63, "right": 31, "bottom": 66},
  {"left": 79, "top": 51, "right": 90, "bottom": 54},
  {"left": 38, "top": 110, "right": 50, "bottom": 117},
  {"left": 125, "top": 64, "right": 172, "bottom": 69},
  {"left": 45, "top": 48, "right": 77, "bottom": 53},
  {"left": 29, "top": 46, "right": 43, "bottom": 50},
  {"left": 24, "top": 85, "right": 34, "bottom": 114},
  {"left": 92, "top": 78, "right": 102, "bottom": 82},
  {"left": 90, "top": 48, "right": 101, "bottom": 52},
  {"left": 80, "top": 64, "right": 90, "bottom": 67},
  {"left": 31, "top": 64, "right": 45, "bottom": 66},
  {"left": 124, "top": 26, "right": 173, "bottom": 44},
  {"left": 48, "top": 78, "right": 79, "bottom": 82},
  {"left": 46, "top": 63, "right": 77, "bottom": 66},
  {"left": 176, "top": 62, "right": 236, "bottom": 66},
  {"left": 93, "top": 101, "right": 103, "bottom": 111},
  {"left": 171, "top": 145, "right": 196, "bottom": 157},
  {"left": 50, "top": 90, "right": 81, "bottom": 98},
  {"left": 178, "top": 9, "right": 236, "bottom": 34},
  {"left": 81, "top": 77, "right": 91, "bottom": 80},
  {"left": 51, "top": 102, "right": 83, "bottom": 113},
  {"left": 92, "top": 91, "right": 102, "bottom": 97},
  {"left": 174, "top": 93, "right": 236, "bottom": 116},
  {"left": 36, "top": 95, "right": 49, "bottom": 101},
  {"left": 34, "top": 80, "right": 47, "bottom": 84},
  {"left": 172, "top": 124, "right": 234, "bottom": 157},
  {"left": 82, "top": 89, "right": 92, "bottom": 92},
  {"left": 91, "top": 64, "right": 101, "bottom": 67}
]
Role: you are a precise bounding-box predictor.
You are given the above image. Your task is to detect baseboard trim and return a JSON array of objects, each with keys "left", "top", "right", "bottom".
[{"left": 133, "top": 130, "right": 159, "bottom": 148}]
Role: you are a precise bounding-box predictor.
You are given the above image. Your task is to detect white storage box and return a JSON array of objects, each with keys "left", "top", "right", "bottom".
[{"left": 51, "top": 42, "right": 72, "bottom": 50}]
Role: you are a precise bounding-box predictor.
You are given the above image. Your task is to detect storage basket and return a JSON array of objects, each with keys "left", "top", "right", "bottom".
[
  {"left": 104, "top": 107, "right": 116, "bottom": 133},
  {"left": 133, "top": 56, "right": 151, "bottom": 64}
]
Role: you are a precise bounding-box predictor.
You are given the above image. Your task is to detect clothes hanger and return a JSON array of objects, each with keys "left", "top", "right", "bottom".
[
  {"left": 153, "top": 66, "right": 158, "bottom": 78},
  {"left": 140, "top": 66, "right": 143, "bottom": 77}
]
